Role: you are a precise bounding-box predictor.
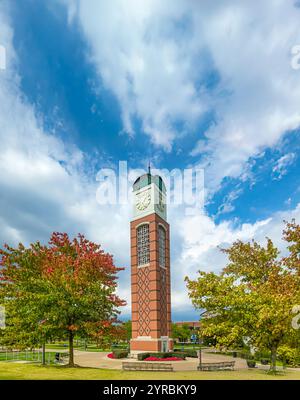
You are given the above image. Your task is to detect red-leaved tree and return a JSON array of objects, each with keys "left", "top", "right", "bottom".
[{"left": 0, "top": 232, "right": 126, "bottom": 366}]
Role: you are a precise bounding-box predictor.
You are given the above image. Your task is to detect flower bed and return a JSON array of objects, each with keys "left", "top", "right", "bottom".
[
  {"left": 138, "top": 352, "right": 186, "bottom": 360},
  {"left": 107, "top": 350, "right": 129, "bottom": 359},
  {"left": 144, "top": 356, "right": 182, "bottom": 361}
]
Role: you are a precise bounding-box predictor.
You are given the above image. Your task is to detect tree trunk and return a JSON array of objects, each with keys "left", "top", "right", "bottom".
[
  {"left": 270, "top": 346, "right": 277, "bottom": 373},
  {"left": 68, "top": 331, "right": 75, "bottom": 367}
]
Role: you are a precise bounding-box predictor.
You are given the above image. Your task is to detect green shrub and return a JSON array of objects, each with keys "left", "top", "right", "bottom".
[
  {"left": 183, "top": 350, "right": 197, "bottom": 358},
  {"left": 137, "top": 352, "right": 187, "bottom": 360},
  {"left": 246, "top": 360, "right": 256, "bottom": 368},
  {"left": 137, "top": 353, "right": 150, "bottom": 361},
  {"left": 260, "top": 358, "right": 269, "bottom": 365},
  {"left": 170, "top": 352, "right": 186, "bottom": 359},
  {"left": 277, "top": 346, "right": 300, "bottom": 367},
  {"left": 255, "top": 350, "right": 270, "bottom": 360},
  {"left": 173, "top": 349, "right": 197, "bottom": 358},
  {"left": 147, "top": 352, "right": 176, "bottom": 359},
  {"left": 148, "top": 352, "right": 167, "bottom": 358},
  {"left": 112, "top": 350, "right": 129, "bottom": 359},
  {"left": 240, "top": 352, "right": 252, "bottom": 360}
]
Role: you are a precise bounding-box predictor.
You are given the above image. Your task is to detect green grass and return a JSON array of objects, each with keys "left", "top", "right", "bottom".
[
  {"left": 45, "top": 342, "right": 128, "bottom": 352},
  {"left": 173, "top": 344, "right": 206, "bottom": 351},
  {"left": 0, "top": 362, "right": 299, "bottom": 380},
  {"left": 212, "top": 351, "right": 293, "bottom": 368},
  {"left": 45, "top": 343, "right": 109, "bottom": 352},
  {"left": 0, "top": 351, "right": 58, "bottom": 363}
]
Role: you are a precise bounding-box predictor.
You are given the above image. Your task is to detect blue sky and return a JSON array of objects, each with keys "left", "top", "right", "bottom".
[{"left": 1, "top": 0, "right": 300, "bottom": 321}]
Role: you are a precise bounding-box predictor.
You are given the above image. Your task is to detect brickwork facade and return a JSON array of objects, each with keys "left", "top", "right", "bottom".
[{"left": 130, "top": 213, "right": 173, "bottom": 353}]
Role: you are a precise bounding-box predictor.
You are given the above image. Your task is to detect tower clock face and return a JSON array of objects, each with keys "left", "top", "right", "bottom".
[{"left": 136, "top": 191, "right": 151, "bottom": 211}]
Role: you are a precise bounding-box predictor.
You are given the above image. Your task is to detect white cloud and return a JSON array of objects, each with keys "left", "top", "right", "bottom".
[
  {"left": 272, "top": 152, "right": 296, "bottom": 179},
  {"left": 62, "top": 0, "right": 300, "bottom": 193},
  {"left": 170, "top": 203, "right": 300, "bottom": 312},
  {"left": 1, "top": 1, "right": 300, "bottom": 319},
  {"left": 190, "top": 1, "right": 300, "bottom": 192},
  {"left": 62, "top": 0, "right": 208, "bottom": 151},
  {"left": 216, "top": 188, "right": 243, "bottom": 216},
  {"left": 0, "top": 3, "right": 131, "bottom": 308}
]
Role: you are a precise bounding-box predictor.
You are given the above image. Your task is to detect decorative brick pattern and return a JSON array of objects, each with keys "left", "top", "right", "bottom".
[
  {"left": 159, "top": 267, "right": 168, "bottom": 336},
  {"left": 131, "top": 210, "right": 172, "bottom": 352},
  {"left": 137, "top": 266, "right": 151, "bottom": 336}
]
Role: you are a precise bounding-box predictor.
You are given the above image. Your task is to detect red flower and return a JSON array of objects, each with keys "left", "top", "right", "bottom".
[{"left": 144, "top": 356, "right": 182, "bottom": 361}]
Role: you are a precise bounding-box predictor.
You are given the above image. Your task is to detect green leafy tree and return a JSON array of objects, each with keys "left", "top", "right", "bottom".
[
  {"left": 123, "top": 320, "right": 132, "bottom": 342},
  {"left": 181, "top": 323, "right": 192, "bottom": 342},
  {"left": 171, "top": 323, "right": 181, "bottom": 341},
  {"left": 0, "top": 232, "right": 126, "bottom": 366},
  {"left": 171, "top": 323, "right": 191, "bottom": 342},
  {"left": 186, "top": 224, "right": 299, "bottom": 372}
]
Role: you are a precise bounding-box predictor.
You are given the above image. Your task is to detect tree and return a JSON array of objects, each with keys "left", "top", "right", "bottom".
[
  {"left": 171, "top": 323, "right": 181, "bottom": 342},
  {"left": 283, "top": 220, "right": 300, "bottom": 363},
  {"left": 283, "top": 220, "right": 300, "bottom": 276},
  {"left": 104, "top": 320, "right": 132, "bottom": 345},
  {"left": 171, "top": 323, "right": 191, "bottom": 342},
  {"left": 0, "top": 244, "right": 51, "bottom": 351},
  {"left": 180, "top": 323, "right": 192, "bottom": 342},
  {"left": 123, "top": 320, "right": 132, "bottom": 342},
  {"left": 0, "top": 232, "right": 126, "bottom": 366},
  {"left": 185, "top": 225, "right": 299, "bottom": 373}
]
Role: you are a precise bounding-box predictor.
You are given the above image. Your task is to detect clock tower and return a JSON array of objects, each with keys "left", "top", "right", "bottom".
[{"left": 130, "top": 171, "right": 172, "bottom": 355}]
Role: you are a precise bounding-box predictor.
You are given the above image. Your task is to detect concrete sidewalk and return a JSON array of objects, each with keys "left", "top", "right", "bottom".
[{"left": 72, "top": 350, "right": 248, "bottom": 371}]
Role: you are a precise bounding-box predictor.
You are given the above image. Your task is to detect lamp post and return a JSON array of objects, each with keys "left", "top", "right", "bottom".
[
  {"left": 197, "top": 338, "right": 204, "bottom": 371},
  {"left": 197, "top": 310, "right": 206, "bottom": 370},
  {"left": 38, "top": 319, "right": 47, "bottom": 366}
]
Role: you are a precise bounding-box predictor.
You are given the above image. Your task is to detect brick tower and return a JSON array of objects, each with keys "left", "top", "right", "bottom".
[{"left": 130, "top": 171, "right": 172, "bottom": 355}]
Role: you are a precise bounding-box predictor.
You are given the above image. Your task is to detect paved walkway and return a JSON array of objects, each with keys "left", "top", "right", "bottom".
[
  {"left": 71, "top": 350, "right": 248, "bottom": 371},
  {"left": 44, "top": 348, "right": 294, "bottom": 372}
]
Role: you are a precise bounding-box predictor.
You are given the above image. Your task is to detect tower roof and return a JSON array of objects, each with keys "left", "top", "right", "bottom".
[{"left": 133, "top": 172, "right": 166, "bottom": 192}]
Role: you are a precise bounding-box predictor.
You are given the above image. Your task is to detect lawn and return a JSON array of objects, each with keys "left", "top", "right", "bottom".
[
  {"left": 45, "top": 342, "right": 128, "bottom": 352},
  {"left": 45, "top": 343, "right": 108, "bottom": 352},
  {"left": 0, "top": 351, "right": 58, "bottom": 363},
  {"left": 0, "top": 362, "right": 300, "bottom": 380}
]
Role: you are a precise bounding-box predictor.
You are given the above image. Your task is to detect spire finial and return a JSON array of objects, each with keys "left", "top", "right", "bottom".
[{"left": 148, "top": 160, "right": 151, "bottom": 175}]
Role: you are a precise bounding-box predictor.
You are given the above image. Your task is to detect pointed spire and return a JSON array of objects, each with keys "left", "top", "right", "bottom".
[{"left": 148, "top": 160, "right": 151, "bottom": 175}]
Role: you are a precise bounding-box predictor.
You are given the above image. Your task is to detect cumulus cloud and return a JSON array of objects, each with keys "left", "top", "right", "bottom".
[
  {"left": 62, "top": 0, "right": 300, "bottom": 193},
  {"left": 191, "top": 1, "right": 300, "bottom": 192},
  {"left": 0, "top": 3, "right": 131, "bottom": 311},
  {"left": 216, "top": 188, "right": 243, "bottom": 216},
  {"left": 61, "top": 0, "right": 208, "bottom": 150},
  {"left": 1, "top": 1, "right": 300, "bottom": 318},
  {"left": 170, "top": 203, "right": 300, "bottom": 313},
  {"left": 272, "top": 152, "right": 296, "bottom": 179}
]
